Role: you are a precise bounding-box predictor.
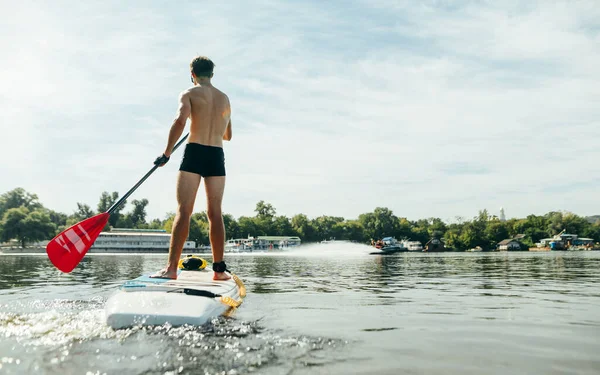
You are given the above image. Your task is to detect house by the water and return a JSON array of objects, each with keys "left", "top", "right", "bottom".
[
  {"left": 424, "top": 237, "right": 445, "bottom": 252},
  {"left": 497, "top": 239, "right": 523, "bottom": 251}
]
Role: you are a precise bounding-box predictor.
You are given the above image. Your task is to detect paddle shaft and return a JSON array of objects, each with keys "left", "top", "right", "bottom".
[{"left": 107, "top": 133, "right": 189, "bottom": 215}]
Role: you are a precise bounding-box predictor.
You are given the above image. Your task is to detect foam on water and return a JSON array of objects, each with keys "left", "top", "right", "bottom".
[
  {"left": 281, "top": 241, "right": 374, "bottom": 258},
  {"left": 0, "top": 298, "right": 126, "bottom": 347},
  {"left": 0, "top": 297, "right": 345, "bottom": 375}
]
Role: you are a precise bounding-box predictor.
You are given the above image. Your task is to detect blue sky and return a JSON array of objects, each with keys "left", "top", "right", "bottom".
[{"left": 1, "top": 0, "right": 598, "bottom": 222}]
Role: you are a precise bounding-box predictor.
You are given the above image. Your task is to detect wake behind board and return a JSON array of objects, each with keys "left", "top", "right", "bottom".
[{"left": 105, "top": 262, "right": 246, "bottom": 329}]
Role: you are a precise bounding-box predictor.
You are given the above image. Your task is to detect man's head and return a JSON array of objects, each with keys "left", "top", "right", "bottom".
[{"left": 190, "top": 56, "right": 215, "bottom": 81}]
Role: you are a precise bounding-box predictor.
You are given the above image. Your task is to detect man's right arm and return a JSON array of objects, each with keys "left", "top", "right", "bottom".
[
  {"left": 223, "top": 119, "right": 232, "bottom": 141},
  {"left": 164, "top": 92, "right": 192, "bottom": 157},
  {"left": 154, "top": 92, "right": 191, "bottom": 167}
]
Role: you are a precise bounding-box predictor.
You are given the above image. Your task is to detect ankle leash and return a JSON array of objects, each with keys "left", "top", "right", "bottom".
[{"left": 212, "top": 261, "right": 229, "bottom": 273}]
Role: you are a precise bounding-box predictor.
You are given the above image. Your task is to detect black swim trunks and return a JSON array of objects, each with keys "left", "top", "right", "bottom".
[{"left": 179, "top": 143, "right": 226, "bottom": 177}]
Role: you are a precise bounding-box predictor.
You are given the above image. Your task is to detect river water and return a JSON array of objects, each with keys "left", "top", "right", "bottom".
[{"left": 1, "top": 243, "right": 599, "bottom": 375}]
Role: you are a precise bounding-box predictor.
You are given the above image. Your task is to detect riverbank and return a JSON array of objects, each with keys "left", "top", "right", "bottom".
[
  {"left": 2, "top": 245, "right": 599, "bottom": 255},
  {"left": 1, "top": 251, "right": 599, "bottom": 374}
]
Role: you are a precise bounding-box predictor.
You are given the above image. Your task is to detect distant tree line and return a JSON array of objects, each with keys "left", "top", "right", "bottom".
[{"left": 1, "top": 187, "right": 599, "bottom": 250}]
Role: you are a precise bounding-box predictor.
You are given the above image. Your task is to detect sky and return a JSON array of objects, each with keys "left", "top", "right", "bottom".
[{"left": 1, "top": 0, "right": 599, "bottom": 223}]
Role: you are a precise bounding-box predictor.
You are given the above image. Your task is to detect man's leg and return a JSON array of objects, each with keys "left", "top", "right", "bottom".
[
  {"left": 204, "top": 176, "right": 230, "bottom": 280},
  {"left": 152, "top": 171, "right": 201, "bottom": 279}
]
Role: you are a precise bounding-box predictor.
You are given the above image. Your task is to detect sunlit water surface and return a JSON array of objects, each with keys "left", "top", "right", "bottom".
[{"left": 1, "top": 244, "right": 599, "bottom": 374}]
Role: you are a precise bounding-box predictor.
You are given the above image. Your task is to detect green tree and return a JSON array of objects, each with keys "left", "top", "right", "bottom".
[
  {"left": 0, "top": 207, "right": 28, "bottom": 246},
  {"left": 188, "top": 216, "right": 209, "bottom": 246},
  {"left": 395, "top": 218, "right": 414, "bottom": 241},
  {"left": 484, "top": 221, "right": 509, "bottom": 248},
  {"left": 116, "top": 215, "right": 134, "bottom": 228},
  {"left": 469, "top": 210, "right": 491, "bottom": 249},
  {"left": 428, "top": 218, "right": 448, "bottom": 237},
  {"left": 71, "top": 203, "right": 95, "bottom": 222},
  {"left": 97, "top": 191, "right": 126, "bottom": 227},
  {"left": 358, "top": 207, "right": 398, "bottom": 240},
  {"left": 238, "top": 216, "right": 259, "bottom": 238},
  {"left": 291, "top": 214, "right": 316, "bottom": 242},
  {"left": 253, "top": 201, "right": 277, "bottom": 235},
  {"left": 255, "top": 201, "right": 276, "bottom": 219},
  {"left": 582, "top": 222, "right": 600, "bottom": 242},
  {"left": 22, "top": 210, "right": 56, "bottom": 246},
  {"left": 46, "top": 209, "right": 68, "bottom": 233},
  {"left": 546, "top": 211, "right": 565, "bottom": 235},
  {"left": 129, "top": 199, "right": 149, "bottom": 228},
  {"left": 458, "top": 224, "right": 478, "bottom": 250},
  {"left": 332, "top": 220, "right": 366, "bottom": 242},
  {"left": 147, "top": 218, "right": 164, "bottom": 230},
  {"left": 0, "top": 207, "right": 55, "bottom": 247},
  {"left": 510, "top": 216, "right": 548, "bottom": 245},
  {"left": 223, "top": 213, "right": 241, "bottom": 239},
  {"left": 443, "top": 226, "right": 463, "bottom": 250},
  {"left": 163, "top": 213, "right": 176, "bottom": 233},
  {"left": 0, "top": 188, "right": 43, "bottom": 218},
  {"left": 561, "top": 212, "right": 590, "bottom": 236},
  {"left": 311, "top": 215, "right": 344, "bottom": 241},
  {"left": 272, "top": 215, "right": 295, "bottom": 236},
  {"left": 410, "top": 219, "right": 430, "bottom": 243}
]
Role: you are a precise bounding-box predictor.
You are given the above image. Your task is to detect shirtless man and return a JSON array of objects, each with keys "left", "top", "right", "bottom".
[{"left": 152, "top": 56, "right": 232, "bottom": 281}]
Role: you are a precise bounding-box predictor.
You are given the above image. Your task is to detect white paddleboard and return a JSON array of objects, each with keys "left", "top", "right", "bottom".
[{"left": 105, "top": 265, "right": 246, "bottom": 329}]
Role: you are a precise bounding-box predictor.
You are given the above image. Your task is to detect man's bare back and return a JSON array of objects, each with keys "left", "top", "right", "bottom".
[{"left": 185, "top": 84, "right": 231, "bottom": 147}]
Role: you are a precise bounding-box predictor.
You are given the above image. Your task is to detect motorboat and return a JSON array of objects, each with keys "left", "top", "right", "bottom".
[{"left": 370, "top": 237, "right": 408, "bottom": 254}]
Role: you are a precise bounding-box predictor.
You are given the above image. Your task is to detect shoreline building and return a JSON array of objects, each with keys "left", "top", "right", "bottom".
[
  {"left": 535, "top": 229, "right": 595, "bottom": 250},
  {"left": 90, "top": 228, "right": 196, "bottom": 253}
]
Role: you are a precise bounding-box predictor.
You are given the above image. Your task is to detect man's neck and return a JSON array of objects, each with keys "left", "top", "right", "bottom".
[{"left": 195, "top": 77, "right": 212, "bottom": 86}]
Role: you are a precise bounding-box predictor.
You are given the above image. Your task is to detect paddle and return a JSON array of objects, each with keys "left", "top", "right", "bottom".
[{"left": 46, "top": 133, "right": 189, "bottom": 273}]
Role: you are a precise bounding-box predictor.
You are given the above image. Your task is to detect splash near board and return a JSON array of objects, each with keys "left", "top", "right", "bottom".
[{"left": 105, "top": 257, "right": 246, "bottom": 329}]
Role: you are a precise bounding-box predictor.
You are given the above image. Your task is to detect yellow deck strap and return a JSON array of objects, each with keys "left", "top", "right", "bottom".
[
  {"left": 232, "top": 274, "right": 247, "bottom": 298},
  {"left": 218, "top": 273, "right": 246, "bottom": 308},
  {"left": 220, "top": 296, "right": 242, "bottom": 308}
]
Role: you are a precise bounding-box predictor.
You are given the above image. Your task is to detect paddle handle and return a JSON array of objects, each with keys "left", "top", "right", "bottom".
[{"left": 107, "top": 133, "right": 189, "bottom": 215}]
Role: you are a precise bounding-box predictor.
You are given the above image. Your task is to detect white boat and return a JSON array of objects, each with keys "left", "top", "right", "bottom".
[
  {"left": 226, "top": 236, "right": 301, "bottom": 252},
  {"left": 105, "top": 258, "right": 246, "bottom": 329},
  {"left": 466, "top": 246, "right": 483, "bottom": 252},
  {"left": 90, "top": 228, "right": 195, "bottom": 252},
  {"left": 224, "top": 238, "right": 259, "bottom": 252},
  {"left": 225, "top": 238, "right": 245, "bottom": 252},
  {"left": 401, "top": 240, "right": 423, "bottom": 251}
]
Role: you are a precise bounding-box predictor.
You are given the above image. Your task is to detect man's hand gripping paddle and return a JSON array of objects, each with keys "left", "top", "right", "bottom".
[{"left": 46, "top": 134, "right": 189, "bottom": 273}]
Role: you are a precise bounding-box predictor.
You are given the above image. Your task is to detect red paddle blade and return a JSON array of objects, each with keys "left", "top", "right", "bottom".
[{"left": 46, "top": 212, "right": 110, "bottom": 273}]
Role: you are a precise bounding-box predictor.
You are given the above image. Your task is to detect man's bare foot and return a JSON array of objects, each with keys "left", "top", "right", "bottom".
[
  {"left": 213, "top": 272, "right": 231, "bottom": 281},
  {"left": 150, "top": 268, "right": 178, "bottom": 279}
]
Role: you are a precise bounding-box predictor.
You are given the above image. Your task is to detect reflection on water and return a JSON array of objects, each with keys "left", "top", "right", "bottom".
[{"left": 1, "top": 250, "right": 599, "bottom": 374}]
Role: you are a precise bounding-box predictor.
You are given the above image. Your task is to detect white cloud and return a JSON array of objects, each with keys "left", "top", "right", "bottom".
[{"left": 0, "top": 0, "right": 598, "bottom": 224}]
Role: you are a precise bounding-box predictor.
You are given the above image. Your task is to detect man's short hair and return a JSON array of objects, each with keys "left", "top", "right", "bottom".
[{"left": 190, "top": 56, "right": 215, "bottom": 77}]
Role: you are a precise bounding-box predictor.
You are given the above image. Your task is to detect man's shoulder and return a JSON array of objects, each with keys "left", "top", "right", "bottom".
[
  {"left": 179, "top": 87, "right": 195, "bottom": 98},
  {"left": 211, "top": 87, "right": 230, "bottom": 105},
  {"left": 212, "top": 86, "right": 229, "bottom": 97},
  {"left": 182, "top": 86, "right": 229, "bottom": 104}
]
